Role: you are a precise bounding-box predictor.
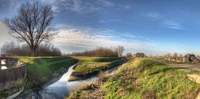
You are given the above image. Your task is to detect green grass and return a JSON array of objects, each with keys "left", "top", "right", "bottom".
[
  {"left": 68, "top": 58, "right": 200, "bottom": 99},
  {"left": 68, "top": 56, "right": 126, "bottom": 81},
  {"left": 18, "top": 56, "right": 78, "bottom": 89}
]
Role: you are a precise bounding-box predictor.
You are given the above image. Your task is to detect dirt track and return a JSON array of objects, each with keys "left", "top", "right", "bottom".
[{"left": 155, "top": 60, "right": 200, "bottom": 71}]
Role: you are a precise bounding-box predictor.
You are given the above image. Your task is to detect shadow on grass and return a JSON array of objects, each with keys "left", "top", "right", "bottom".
[{"left": 149, "top": 67, "right": 174, "bottom": 75}]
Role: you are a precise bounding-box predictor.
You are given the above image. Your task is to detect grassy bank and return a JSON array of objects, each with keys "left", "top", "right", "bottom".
[
  {"left": 18, "top": 56, "right": 78, "bottom": 89},
  {"left": 68, "top": 57, "right": 126, "bottom": 81},
  {"left": 68, "top": 58, "right": 200, "bottom": 99}
]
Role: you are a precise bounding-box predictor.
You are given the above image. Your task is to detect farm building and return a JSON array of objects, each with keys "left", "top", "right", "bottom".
[
  {"left": 134, "top": 53, "right": 145, "bottom": 58},
  {"left": 166, "top": 54, "right": 200, "bottom": 63}
]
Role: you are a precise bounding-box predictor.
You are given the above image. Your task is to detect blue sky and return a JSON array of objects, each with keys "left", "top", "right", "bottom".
[{"left": 1, "top": 0, "right": 200, "bottom": 55}]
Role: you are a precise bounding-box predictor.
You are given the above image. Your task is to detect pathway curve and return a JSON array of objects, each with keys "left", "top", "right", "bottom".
[{"left": 154, "top": 60, "right": 200, "bottom": 71}]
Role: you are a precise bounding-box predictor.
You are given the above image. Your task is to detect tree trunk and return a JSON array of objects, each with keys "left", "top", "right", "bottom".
[
  {"left": 31, "top": 50, "right": 36, "bottom": 56},
  {"left": 31, "top": 46, "right": 37, "bottom": 56}
]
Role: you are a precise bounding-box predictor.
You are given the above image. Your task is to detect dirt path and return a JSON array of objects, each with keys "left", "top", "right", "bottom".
[{"left": 155, "top": 60, "right": 200, "bottom": 71}]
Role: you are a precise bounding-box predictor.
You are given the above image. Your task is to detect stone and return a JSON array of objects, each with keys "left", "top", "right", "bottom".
[
  {"left": 91, "top": 84, "right": 97, "bottom": 89},
  {"left": 187, "top": 74, "right": 200, "bottom": 84},
  {"left": 196, "top": 93, "right": 200, "bottom": 99}
]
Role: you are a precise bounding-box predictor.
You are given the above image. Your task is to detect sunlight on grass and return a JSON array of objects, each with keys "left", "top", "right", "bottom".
[{"left": 69, "top": 56, "right": 125, "bottom": 81}]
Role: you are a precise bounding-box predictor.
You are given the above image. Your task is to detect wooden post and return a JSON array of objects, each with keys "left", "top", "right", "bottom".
[
  {"left": 0, "top": 59, "right": 1, "bottom": 69},
  {"left": 5, "top": 58, "right": 8, "bottom": 67}
]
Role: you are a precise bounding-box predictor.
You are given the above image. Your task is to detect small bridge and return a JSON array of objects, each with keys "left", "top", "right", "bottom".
[{"left": 0, "top": 56, "right": 27, "bottom": 92}]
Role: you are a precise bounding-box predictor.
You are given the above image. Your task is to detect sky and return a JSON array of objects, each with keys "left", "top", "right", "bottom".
[{"left": 1, "top": 0, "right": 200, "bottom": 55}]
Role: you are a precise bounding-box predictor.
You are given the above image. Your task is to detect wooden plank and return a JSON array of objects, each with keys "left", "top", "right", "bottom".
[{"left": 0, "top": 64, "right": 27, "bottom": 83}]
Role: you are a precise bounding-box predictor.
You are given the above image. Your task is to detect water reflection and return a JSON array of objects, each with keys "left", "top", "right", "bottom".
[
  {"left": 18, "top": 63, "right": 121, "bottom": 99},
  {"left": 42, "top": 64, "right": 98, "bottom": 98}
]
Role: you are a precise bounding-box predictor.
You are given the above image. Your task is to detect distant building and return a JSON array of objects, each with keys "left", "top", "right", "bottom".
[
  {"left": 167, "top": 56, "right": 186, "bottom": 62},
  {"left": 134, "top": 53, "right": 145, "bottom": 58},
  {"left": 166, "top": 54, "right": 200, "bottom": 63}
]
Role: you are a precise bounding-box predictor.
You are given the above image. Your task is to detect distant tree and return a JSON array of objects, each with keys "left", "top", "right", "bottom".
[
  {"left": 37, "top": 43, "right": 61, "bottom": 56},
  {"left": 165, "top": 53, "right": 171, "bottom": 57},
  {"left": 116, "top": 46, "right": 124, "bottom": 57},
  {"left": 71, "top": 47, "right": 118, "bottom": 57},
  {"left": 126, "top": 53, "right": 132, "bottom": 59},
  {"left": 1, "top": 42, "right": 61, "bottom": 56},
  {"left": 173, "top": 53, "right": 178, "bottom": 57},
  {"left": 4, "top": 1, "right": 55, "bottom": 56}
]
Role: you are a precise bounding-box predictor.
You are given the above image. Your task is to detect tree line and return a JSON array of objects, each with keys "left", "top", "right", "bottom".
[
  {"left": 1, "top": 42, "right": 61, "bottom": 56},
  {"left": 69, "top": 46, "right": 124, "bottom": 57}
]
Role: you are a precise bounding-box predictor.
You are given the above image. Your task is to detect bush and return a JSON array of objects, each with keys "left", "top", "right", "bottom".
[{"left": 70, "top": 47, "right": 118, "bottom": 57}]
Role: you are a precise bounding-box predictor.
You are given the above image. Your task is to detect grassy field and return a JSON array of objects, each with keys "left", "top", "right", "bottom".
[
  {"left": 18, "top": 56, "right": 78, "bottom": 89},
  {"left": 68, "top": 58, "right": 200, "bottom": 99},
  {"left": 68, "top": 57, "right": 126, "bottom": 81}
]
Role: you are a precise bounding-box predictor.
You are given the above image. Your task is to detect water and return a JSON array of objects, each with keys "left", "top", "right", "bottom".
[{"left": 18, "top": 63, "right": 122, "bottom": 99}]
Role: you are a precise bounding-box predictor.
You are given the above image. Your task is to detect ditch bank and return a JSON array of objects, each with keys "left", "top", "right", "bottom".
[
  {"left": 68, "top": 57, "right": 127, "bottom": 81},
  {"left": 0, "top": 57, "right": 27, "bottom": 98},
  {"left": 14, "top": 57, "right": 79, "bottom": 98}
]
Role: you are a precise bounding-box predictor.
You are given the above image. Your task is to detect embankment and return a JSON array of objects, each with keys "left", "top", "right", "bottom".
[
  {"left": 18, "top": 56, "right": 78, "bottom": 90},
  {"left": 68, "top": 58, "right": 200, "bottom": 99}
]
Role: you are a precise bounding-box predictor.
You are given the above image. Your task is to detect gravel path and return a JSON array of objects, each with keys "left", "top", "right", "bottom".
[{"left": 155, "top": 60, "right": 200, "bottom": 71}]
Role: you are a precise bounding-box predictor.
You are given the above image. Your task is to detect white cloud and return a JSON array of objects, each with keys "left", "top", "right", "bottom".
[
  {"left": 155, "top": 42, "right": 200, "bottom": 55},
  {"left": 0, "top": 21, "right": 12, "bottom": 47},
  {"left": 52, "top": 6, "right": 60, "bottom": 12},
  {"left": 49, "top": 24, "right": 69, "bottom": 29},
  {"left": 62, "top": 0, "right": 101, "bottom": 14},
  {"left": 144, "top": 12, "right": 160, "bottom": 18},
  {"left": 0, "top": 22, "right": 10, "bottom": 38},
  {"left": 53, "top": 27, "right": 156, "bottom": 54},
  {"left": 143, "top": 12, "right": 183, "bottom": 30},
  {"left": 0, "top": 21, "right": 188, "bottom": 55},
  {"left": 162, "top": 20, "right": 182, "bottom": 30},
  {"left": 119, "top": 5, "right": 131, "bottom": 10},
  {"left": 99, "top": 20, "right": 106, "bottom": 23},
  {"left": 47, "top": 0, "right": 116, "bottom": 14},
  {"left": 121, "top": 33, "right": 136, "bottom": 38},
  {"left": 98, "top": 0, "right": 114, "bottom": 7}
]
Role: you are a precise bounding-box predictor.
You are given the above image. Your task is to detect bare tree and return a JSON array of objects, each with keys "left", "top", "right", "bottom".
[
  {"left": 173, "top": 53, "right": 178, "bottom": 57},
  {"left": 126, "top": 53, "right": 132, "bottom": 59},
  {"left": 4, "top": 1, "right": 55, "bottom": 56},
  {"left": 116, "top": 46, "right": 124, "bottom": 57}
]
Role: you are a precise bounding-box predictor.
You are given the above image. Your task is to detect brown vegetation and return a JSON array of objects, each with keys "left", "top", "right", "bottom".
[
  {"left": 68, "top": 58, "right": 200, "bottom": 99},
  {"left": 70, "top": 47, "right": 124, "bottom": 57},
  {"left": 1, "top": 42, "right": 61, "bottom": 56}
]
